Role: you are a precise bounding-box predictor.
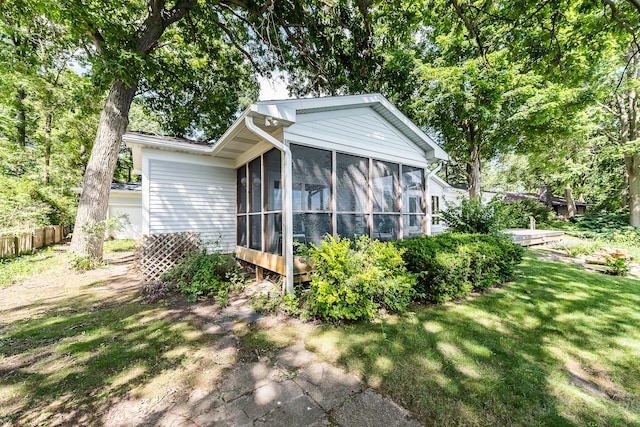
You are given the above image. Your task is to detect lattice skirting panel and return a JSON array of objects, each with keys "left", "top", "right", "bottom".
[{"left": 136, "top": 232, "right": 200, "bottom": 283}]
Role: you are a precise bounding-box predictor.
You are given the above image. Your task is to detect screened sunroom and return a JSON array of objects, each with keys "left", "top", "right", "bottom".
[
  {"left": 236, "top": 145, "right": 430, "bottom": 254},
  {"left": 125, "top": 94, "right": 449, "bottom": 294}
]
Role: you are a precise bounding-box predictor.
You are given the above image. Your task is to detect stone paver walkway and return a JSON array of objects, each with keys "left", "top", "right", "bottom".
[
  {"left": 106, "top": 337, "right": 421, "bottom": 427},
  {"left": 104, "top": 281, "right": 422, "bottom": 427}
]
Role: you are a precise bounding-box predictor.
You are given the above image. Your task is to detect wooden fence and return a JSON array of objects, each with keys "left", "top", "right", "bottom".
[{"left": 0, "top": 225, "right": 67, "bottom": 258}]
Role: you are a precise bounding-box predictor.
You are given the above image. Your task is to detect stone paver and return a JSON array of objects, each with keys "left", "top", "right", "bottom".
[
  {"left": 169, "top": 347, "right": 423, "bottom": 426},
  {"left": 103, "top": 280, "right": 424, "bottom": 426},
  {"left": 294, "top": 362, "right": 362, "bottom": 411},
  {"left": 332, "top": 388, "right": 422, "bottom": 427}
]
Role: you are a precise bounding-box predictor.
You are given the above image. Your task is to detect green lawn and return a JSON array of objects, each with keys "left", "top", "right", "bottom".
[
  {"left": 0, "top": 239, "right": 229, "bottom": 426},
  {"left": 303, "top": 253, "right": 640, "bottom": 426},
  {"left": 0, "top": 246, "right": 60, "bottom": 288},
  {"left": 0, "top": 240, "right": 136, "bottom": 288},
  {"left": 2, "top": 246, "right": 639, "bottom": 426}
]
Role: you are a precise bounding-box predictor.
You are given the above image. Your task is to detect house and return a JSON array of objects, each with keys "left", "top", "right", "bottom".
[
  {"left": 121, "top": 94, "right": 449, "bottom": 293},
  {"left": 106, "top": 182, "right": 142, "bottom": 239},
  {"left": 501, "top": 192, "right": 589, "bottom": 216}
]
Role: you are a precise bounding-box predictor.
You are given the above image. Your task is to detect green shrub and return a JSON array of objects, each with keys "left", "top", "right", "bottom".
[
  {"left": 501, "top": 198, "right": 555, "bottom": 229},
  {"left": 441, "top": 197, "right": 508, "bottom": 235},
  {"left": 394, "top": 233, "right": 524, "bottom": 303},
  {"left": 606, "top": 257, "right": 630, "bottom": 276},
  {"left": 251, "top": 291, "right": 302, "bottom": 317},
  {"left": 567, "top": 211, "right": 640, "bottom": 243},
  {"left": 161, "top": 250, "right": 246, "bottom": 305},
  {"left": 68, "top": 254, "right": 104, "bottom": 271},
  {"left": 306, "top": 235, "right": 416, "bottom": 322}
]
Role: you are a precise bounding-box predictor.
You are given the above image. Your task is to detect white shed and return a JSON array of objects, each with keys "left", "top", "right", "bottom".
[{"left": 124, "top": 94, "right": 450, "bottom": 292}]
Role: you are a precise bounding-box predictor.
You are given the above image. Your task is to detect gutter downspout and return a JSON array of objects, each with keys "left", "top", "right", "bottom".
[
  {"left": 245, "top": 116, "right": 294, "bottom": 295},
  {"left": 425, "top": 162, "right": 443, "bottom": 236}
]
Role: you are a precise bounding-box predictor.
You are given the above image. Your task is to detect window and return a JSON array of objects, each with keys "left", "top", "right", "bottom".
[
  {"left": 249, "top": 157, "right": 261, "bottom": 213},
  {"left": 237, "top": 149, "right": 283, "bottom": 255},
  {"left": 293, "top": 213, "right": 331, "bottom": 248},
  {"left": 372, "top": 160, "right": 399, "bottom": 213},
  {"left": 431, "top": 195, "right": 440, "bottom": 225},
  {"left": 237, "top": 144, "right": 430, "bottom": 253},
  {"left": 292, "top": 145, "right": 331, "bottom": 212},
  {"left": 264, "top": 149, "right": 281, "bottom": 211},
  {"left": 336, "top": 213, "right": 368, "bottom": 239},
  {"left": 336, "top": 153, "right": 368, "bottom": 213},
  {"left": 402, "top": 166, "right": 424, "bottom": 238},
  {"left": 237, "top": 165, "right": 247, "bottom": 214},
  {"left": 291, "top": 145, "right": 332, "bottom": 247},
  {"left": 372, "top": 160, "right": 399, "bottom": 241}
]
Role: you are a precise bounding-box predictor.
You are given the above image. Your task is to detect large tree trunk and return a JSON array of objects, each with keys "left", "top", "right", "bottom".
[
  {"left": 466, "top": 139, "right": 482, "bottom": 199},
  {"left": 464, "top": 122, "right": 482, "bottom": 199},
  {"left": 466, "top": 156, "right": 481, "bottom": 199},
  {"left": 70, "top": 79, "right": 137, "bottom": 259},
  {"left": 564, "top": 184, "right": 577, "bottom": 217},
  {"left": 626, "top": 153, "right": 640, "bottom": 227},
  {"left": 543, "top": 184, "right": 553, "bottom": 208}
]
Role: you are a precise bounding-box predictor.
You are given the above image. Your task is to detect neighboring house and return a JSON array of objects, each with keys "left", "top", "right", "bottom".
[
  {"left": 107, "top": 182, "right": 142, "bottom": 239},
  {"left": 501, "top": 192, "right": 589, "bottom": 216},
  {"left": 122, "top": 94, "right": 449, "bottom": 292}
]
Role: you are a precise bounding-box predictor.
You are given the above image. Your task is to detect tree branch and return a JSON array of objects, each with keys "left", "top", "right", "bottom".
[
  {"left": 136, "top": 0, "right": 197, "bottom": 54},
  {"left": 450, "top": 0, "right": 489, "bottom": 66},
  {"left": 85, "top": 22, "right": 106, "bottom": 55},
  {"left": 598, "top": 101, "right": 621, "bottom": 117},
  {"left": 602, "top": 0, "right": 637, "bottom": 37},
  {"left": 213, "top": 19, "right": 262, "bottom": 71}
]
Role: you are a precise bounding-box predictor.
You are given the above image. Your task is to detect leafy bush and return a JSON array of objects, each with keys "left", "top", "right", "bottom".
[
  {"left": 566, "top": 211, "right": 640, "bottom": 244},
  {"left": 441, "top": 197, "right": 507, "bottom": 234},
  {"left": 606, "top": 257, "right": 630, "bottom": 276},
  {"left": 161, "top": 250, "right": 246, "bottom": 304},
  {"left": 394, "top": 233, "right": 524, "bottom": 303},
  {"left": 67, "top": 253, "right": 104, "bottom": 271},
  {"left": 306, "top": 235, "right": 416, "bottom": 321},
  {"left": 501, "top": 198, "right": 555, "bottom": 229},
  {"left": 251, "top": 291, "right": 302, "bottom": 317}
]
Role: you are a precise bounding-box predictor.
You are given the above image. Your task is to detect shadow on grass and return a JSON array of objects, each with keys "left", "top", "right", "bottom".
[
  {"left": 305, "top": 255, "right": 640, "bottom": 427},
  {"left": 0, "top": 265, "right": 349, "bottom": 426},
  {"left": 0, "top": 271, "right": 239, "bottom": 426}
]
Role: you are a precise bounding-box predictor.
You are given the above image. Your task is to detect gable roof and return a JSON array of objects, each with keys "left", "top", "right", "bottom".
[
  {"left": 249, "top": 94, "right": 448, "bottom": 161},
  {"left": 124, "top": 94, "right": 448, "bottom": 170}
]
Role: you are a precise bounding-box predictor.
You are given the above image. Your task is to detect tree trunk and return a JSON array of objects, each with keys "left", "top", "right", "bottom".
[
  {"left": 466, "top": 156, "right": 481, "bottom": 199},
  {"left": 564, "top": 184, "right": 577, "bottom": 217},
  {"left": 626, "top": 153, "right": 640, "bottom": 227},
  {"left": 540, "top": 183, "right": 553, "bottom": 208},
  {"left": 16, "top": 88, "right": 26, "bottom": 147},
  {"left": 465, "top": 123, "right": 481, "bottom": 199},
  {"left": 70, "top": 79, "right": 137, "bottom": 259},
  {"left": 44, "top": 111, "right": 52, "bottom": 184}
]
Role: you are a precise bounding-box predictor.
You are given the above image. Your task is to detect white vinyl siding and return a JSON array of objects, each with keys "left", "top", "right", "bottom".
[
  {"left": 285, "top": 108, "right": 429, "bottom": 168},
  {"left": 148, "top": 159, "right": 235, "bottom": 252},
  {"left": 108, "top": 192, "right": 142, "bottom": 239}
]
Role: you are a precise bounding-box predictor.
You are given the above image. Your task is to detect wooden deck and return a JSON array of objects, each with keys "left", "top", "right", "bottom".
[
  {"left": 235, "top": 246, "right": 313, "bottom": 282},
  {"left": 502, "top": 229, "right": 565, "bottom": 247}
]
